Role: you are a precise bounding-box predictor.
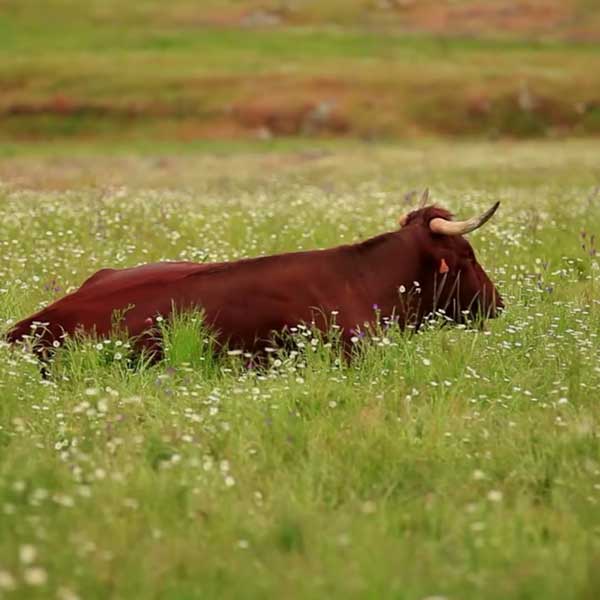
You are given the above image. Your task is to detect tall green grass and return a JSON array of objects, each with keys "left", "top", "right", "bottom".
[{"left": 159, "top": 309, "right": 219, "bottom": 376}]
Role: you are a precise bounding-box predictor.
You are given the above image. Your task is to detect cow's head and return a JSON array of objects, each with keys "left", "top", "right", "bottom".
[{"left": 398, "top": 190, "right": 503, "bottom": 323}]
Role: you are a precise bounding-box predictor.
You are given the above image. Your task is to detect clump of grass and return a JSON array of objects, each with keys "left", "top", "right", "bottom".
[
  {"left": 45, "top": 309, "right": 223, "bottom": 382},
  {"left": 48, "top": 330, "right": 149, "bottom": 384},
  {"left": 159, "top": 309, "right": 221, "bottom": 377}
]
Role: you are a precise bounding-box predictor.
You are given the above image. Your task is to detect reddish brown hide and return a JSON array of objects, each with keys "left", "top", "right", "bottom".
[{"left": 6, "top": 202, "right": 503, "bottom": 358}]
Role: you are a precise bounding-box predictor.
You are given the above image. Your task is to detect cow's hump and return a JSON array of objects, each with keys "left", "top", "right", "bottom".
[{"left": 79, "top": 268, "right": 119, "bottom": 290}]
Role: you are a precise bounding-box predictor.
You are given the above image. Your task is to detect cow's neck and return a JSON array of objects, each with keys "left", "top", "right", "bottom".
[{"left": 353, "top": 231, "right": 431, "bottom": 321}]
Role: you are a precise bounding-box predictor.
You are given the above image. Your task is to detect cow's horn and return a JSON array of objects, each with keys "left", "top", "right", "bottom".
[{"left": 429, "top": 201, "right": 500, "bottom": 236}]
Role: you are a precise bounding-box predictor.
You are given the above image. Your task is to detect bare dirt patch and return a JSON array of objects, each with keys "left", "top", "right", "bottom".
[
  {"left": 166, "top": 1, "right": 596, "bottom": 42},
  {"left": 398, "top": 0, "right": 573, "bottom": 38}
]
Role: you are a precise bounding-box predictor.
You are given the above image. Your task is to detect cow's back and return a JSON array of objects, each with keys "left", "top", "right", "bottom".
[
  {"left": 6, "top": 261, "right": 212, "bottom": 346},
  {"left": 7, "top": 249, "right": 361, "bottom": 352}
]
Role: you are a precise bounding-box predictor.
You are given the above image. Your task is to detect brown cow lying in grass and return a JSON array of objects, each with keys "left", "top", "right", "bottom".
[{"left": 7, "top": 191, "right": 502, "bottom": 362}]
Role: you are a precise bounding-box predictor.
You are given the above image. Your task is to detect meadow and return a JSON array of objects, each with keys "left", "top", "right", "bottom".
[{"left": 0, "top": 140, "right": 600, "bottom": 599}]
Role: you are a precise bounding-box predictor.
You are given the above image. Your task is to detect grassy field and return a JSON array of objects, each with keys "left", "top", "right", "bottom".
[
  {"left": 2, "top": 1, "right": 600, "bottom": 141},
  {"left": 1, "top": 140, "right": 600, "bottom": 598}
]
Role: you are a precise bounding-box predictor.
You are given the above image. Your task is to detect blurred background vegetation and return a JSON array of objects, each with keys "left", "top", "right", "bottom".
[{"left": 1, "top": 0, "right": 599, "bottom": 143}]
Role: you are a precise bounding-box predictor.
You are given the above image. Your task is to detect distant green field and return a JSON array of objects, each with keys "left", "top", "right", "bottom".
[
  {"left": 1, "top": 140, "right": 600, "bottom": 598},
  {"left": 1, "top": 1, "right": 600, "bottom": 140}
]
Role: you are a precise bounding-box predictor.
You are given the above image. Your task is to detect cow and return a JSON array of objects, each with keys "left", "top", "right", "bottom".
[{"left": 6, "top": 191, "right": 503, "bottom": 361}]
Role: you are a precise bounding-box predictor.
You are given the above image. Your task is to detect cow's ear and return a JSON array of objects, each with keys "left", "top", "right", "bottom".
[{"left": 439, "top": 258, "right": 450, "bottom": 274}]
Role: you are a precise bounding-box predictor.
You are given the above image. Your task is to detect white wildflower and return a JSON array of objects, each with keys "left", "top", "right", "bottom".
[
  {"left": 19, "top": 544, "right": 37, "bottom": 564},
  {"left": 23, "top": 566, "right": 47, "bottom": 586},
  {"left": 487, "top": 490, "right": 503, "bottom": 503}
]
